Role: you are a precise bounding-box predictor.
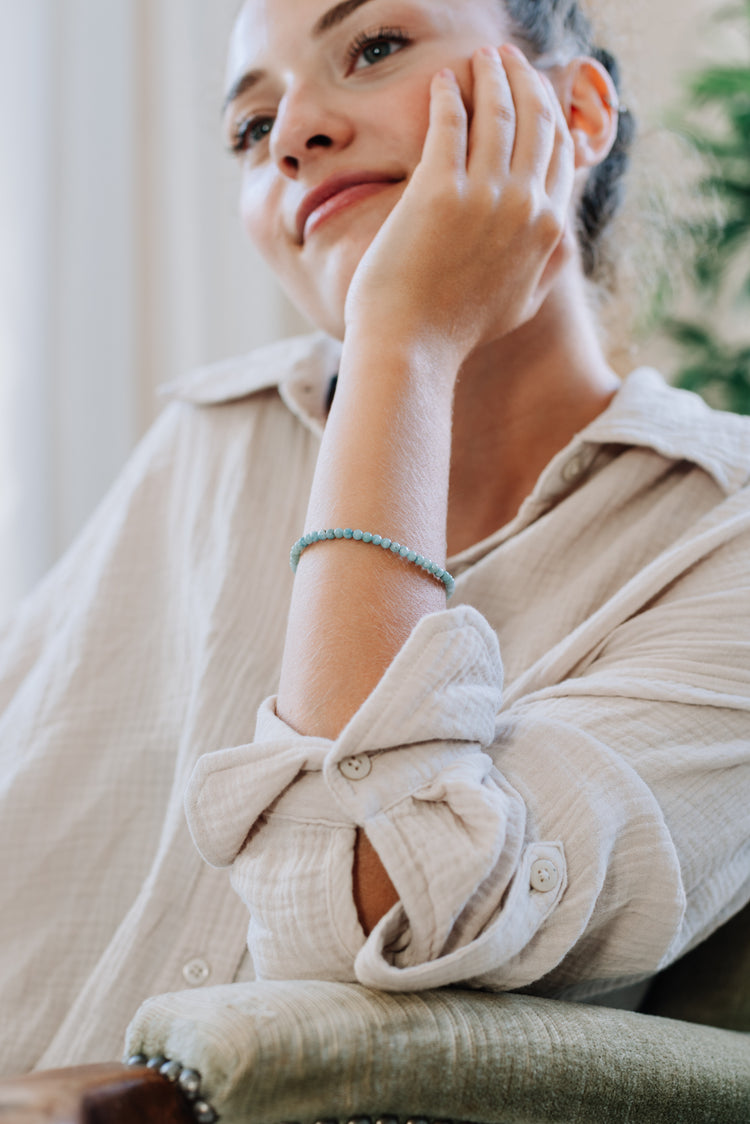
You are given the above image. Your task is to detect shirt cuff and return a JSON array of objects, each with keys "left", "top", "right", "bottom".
[
  {"left": 184, "top": 605, "right": 566, "bottom": 986},
  {"left": 185, "top": 605, "right": 504, "bottom": 865}
]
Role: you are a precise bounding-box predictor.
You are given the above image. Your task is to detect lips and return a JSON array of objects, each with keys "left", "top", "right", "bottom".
[{"left": 295, "top": 172, "right": 402, "bottom": 243}]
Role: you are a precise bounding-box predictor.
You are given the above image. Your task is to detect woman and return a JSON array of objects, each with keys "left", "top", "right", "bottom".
[{"left": 1, "top": 0, "right": 748, "bottom": 1076}]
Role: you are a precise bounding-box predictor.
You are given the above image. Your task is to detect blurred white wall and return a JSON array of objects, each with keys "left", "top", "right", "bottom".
[
  {"left": 0, "top": 0, "right": 305, "bottom": 621},
  {"left": 0, "top": 0, "right": 740, "bottom": 620}
]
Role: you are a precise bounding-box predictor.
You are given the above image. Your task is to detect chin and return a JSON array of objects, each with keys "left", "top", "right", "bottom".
[
  {"left": 283, "top": 235, "right": 376, "bottom": 341},
  {"left": 281, "top": 275, "right": 346, "bottom": 340}
]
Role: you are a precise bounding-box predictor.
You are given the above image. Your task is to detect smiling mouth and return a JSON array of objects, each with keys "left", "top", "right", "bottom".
[{"left": 297, "top": 175, "right": 403, "bottom": 243}]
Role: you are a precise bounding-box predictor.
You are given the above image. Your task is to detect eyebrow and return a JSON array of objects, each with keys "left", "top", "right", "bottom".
[
  {"left": 313, "top": 0, "right": 378, "bottom": 35},
  {"left": 222, "top": 70, "right": 263, "bottom": 116},
  {"left": 222, "top": 0, "right": 379, "bottom": 116}
]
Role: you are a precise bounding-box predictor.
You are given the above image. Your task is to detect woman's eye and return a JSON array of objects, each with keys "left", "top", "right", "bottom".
[
  {"left": 348, "top": 30, "right": 410, "bottom": 72},
  {"left": 230, "top": 116, "right": 274, "bottom": 155}
]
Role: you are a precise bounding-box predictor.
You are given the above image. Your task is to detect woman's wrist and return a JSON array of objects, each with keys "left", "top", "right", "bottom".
[
  {"left": 338, "top": 323, "right": 464, "bottom": 404},
  {"left": 312, "top": 334, "right": 455, "bottom": 536}
]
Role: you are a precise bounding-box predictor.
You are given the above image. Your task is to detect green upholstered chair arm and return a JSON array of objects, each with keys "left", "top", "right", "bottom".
[{"left": 124, "top": 981, "right": 750, "bottom": 1124}]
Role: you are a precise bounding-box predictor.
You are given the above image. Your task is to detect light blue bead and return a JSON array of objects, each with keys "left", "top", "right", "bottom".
[
  {"left": 319, "top": 530, "right": 327, "bottom": 540},
  {"left": 415, "top": 554, "right": 424, "bottom": 567},
  {"left": 372, "top": 535, "right": 382, "bottom": 546},
  {"left": 304, "top": 533, "right": 315, "bottom": 545},
  {"left": 343, "top": 528, "right": 353, "bottom": 539},
  {"left": 326, "top": 529, "right": 336, "bottom": 540},
  {"left": 334, "top": 528, "right": 344, "bottom": 538},
  {"left": 353, "top": 529, "right": 363, "bottom": 540},
  {"left": 390, "top": 541, "right": 400, "bottom": 553},
  {"left": 362, "top": 532, "right": 372, "bottom": 543},
  {"left": 407, "top": 551, "right": 417, "bottom": 562},
  {"left": 381, "top": 538, "right": 392, "bottom": 549},
  {"left": 399, "top": 545, "right": 410, "bottom": 558}
]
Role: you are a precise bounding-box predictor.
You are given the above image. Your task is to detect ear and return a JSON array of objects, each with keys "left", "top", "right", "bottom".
[{"left": 561, "top": 57, "right": 619, "bottom": 170}]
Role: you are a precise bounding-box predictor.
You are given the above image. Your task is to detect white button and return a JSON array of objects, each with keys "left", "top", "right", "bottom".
[
  {"left": 530, "top": 860, "right": 559, "bottom": 893},
  {"left": 182, "top": 957, "right": 211, "bottom": 986},
  {"left": 561, "top": 450, "right": 592, "bottom": 484},
  {"left": 338, "top": 754, "right": 372, "bottom": 781}
]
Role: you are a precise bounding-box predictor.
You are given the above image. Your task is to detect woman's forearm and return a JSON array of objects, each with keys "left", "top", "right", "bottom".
[
  {"left": 276, "top": 331, "right": 457, "bottom": 740},
  {"left": 275, "top": 333, "right": 458, "bottom": 934}
]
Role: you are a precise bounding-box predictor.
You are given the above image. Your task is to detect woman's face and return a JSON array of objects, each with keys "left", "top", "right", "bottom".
[{"left": 225, "top": 0, "right": 511, "bottom": 337}]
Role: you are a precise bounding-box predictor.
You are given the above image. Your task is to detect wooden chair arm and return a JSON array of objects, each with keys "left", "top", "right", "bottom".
[{"left": 0, "top": 1063, "right": 193, "bottom": 1124}]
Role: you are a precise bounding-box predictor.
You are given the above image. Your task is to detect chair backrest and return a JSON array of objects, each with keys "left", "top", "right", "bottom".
[{"left": 639, "top": 900, "right": 750, "bottom": 1031}]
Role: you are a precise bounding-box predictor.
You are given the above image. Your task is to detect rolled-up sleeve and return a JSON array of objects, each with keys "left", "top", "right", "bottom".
[
  {"left": 184, "top": 600, "right": 699, "bottom": 993},
  {"left": 185, "top": 606, "right": 572, "bottom": 988}
]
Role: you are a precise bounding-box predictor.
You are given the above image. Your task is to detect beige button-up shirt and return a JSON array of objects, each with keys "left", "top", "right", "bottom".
[{"left": 1, "top": 332, "right": 749, "bottom": 1076}]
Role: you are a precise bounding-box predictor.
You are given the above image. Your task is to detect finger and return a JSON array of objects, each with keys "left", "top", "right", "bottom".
[
  {"left": 499, "top": 44, "right": 557, "bottom": 180},
  {"left": 541, "top": 80, "right": 576, "bottom": 215},
  {"left": 418, "top": 69, "right": 468, "bottom": 179},
  {"left": 466, "top": 46, "right": 515, "bottom": 180}
]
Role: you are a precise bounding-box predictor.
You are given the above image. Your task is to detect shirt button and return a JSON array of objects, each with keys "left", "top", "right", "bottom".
[
  {"left": 182, "top": 957, "right": 211, "bottom": 986},
  {"left": 530, "top": 860, "right": 559, "bottom": 893},
  {"left": 338, "top": 754, "right": 372, "bottom": 781},
  {"left": 561, "top": 450, "right": 592, "bottom": 484}
]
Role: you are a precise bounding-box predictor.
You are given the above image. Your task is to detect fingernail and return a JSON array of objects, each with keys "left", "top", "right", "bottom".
[
  {"left": 502, "top": 43, "right": 526, "bottom": 60},
  {"left": 437, "top": 68, "right": 457, "bottom": 83}
]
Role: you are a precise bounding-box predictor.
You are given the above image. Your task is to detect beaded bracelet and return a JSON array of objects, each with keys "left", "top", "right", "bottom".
[{"left": 290, "top": 528, "right": 455, "bottom": 598}]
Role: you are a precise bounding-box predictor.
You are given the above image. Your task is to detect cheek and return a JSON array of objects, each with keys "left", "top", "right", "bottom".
[
  {"left": 379, "top": 74, "right": 433, "bottom": 161},
  {"left": 239, "top": 166, "right": 287, "bottom": 266},
  {"left": 368, "top": 58, "right": 475, "bottom": 161}
]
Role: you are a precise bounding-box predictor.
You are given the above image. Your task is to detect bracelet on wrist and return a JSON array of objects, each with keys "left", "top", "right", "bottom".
[{"left": 289, "top": 528, "right": 455, "bottom": 598}]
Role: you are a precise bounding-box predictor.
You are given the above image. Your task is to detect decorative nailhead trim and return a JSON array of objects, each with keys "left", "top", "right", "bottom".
[
  {"left": 124, "top": 1065, "right": 466, "bottom": 1124},
  {"left": 126, "top": 1054, "right": 220, "bottom": 1123}
]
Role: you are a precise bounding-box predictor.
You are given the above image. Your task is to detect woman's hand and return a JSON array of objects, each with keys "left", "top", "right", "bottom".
[{"left": 344, "top": 44, "right": 576, "bottom": 375}]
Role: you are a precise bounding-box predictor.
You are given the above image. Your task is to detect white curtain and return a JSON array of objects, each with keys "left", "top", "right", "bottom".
[{"left": 0, "top": 0, "right": 304, "bottom": 622}]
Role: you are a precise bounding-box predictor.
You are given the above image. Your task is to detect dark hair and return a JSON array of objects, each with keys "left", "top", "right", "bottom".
[{"left": 504, "top": 0, "right": 636, "bottom": 284}]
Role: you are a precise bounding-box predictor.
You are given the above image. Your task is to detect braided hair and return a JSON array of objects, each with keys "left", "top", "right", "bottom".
[{"left": 504, "top": 0, "right": 636, "bottom": 284}]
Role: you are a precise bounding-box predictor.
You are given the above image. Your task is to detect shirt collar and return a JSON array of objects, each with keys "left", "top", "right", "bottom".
[
  {"left": 162, "top": 334, "right": 750, "bottom": 494},
  {"left": 574, "top": 366, "right": 750, "bottom": 495},
  {"left": 160, "top": 331, "right": 342, "bottom": 437}
]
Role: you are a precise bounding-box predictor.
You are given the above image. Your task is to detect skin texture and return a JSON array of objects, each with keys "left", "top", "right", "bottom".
[{"left": 225, "top": 0, "right": 623, "bottom": 935}]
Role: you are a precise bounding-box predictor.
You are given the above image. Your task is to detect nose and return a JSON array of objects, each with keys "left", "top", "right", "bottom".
[{"left": 270, "top": 81, "right": 355, "bottom": 178}]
